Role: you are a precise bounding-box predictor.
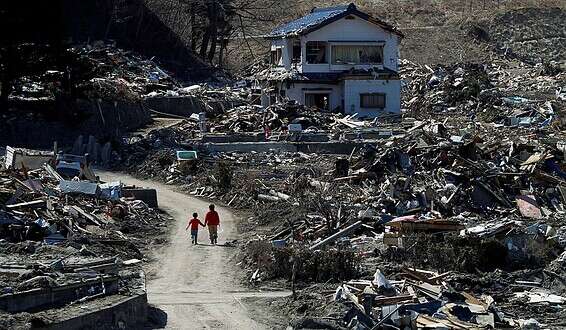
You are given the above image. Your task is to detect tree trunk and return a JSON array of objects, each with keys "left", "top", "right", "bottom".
[
  {"left": 238, "top": 14, "right": 255, "bottom": 60},
  {"left": 218, "top": 28, "right": 228, "bottom": 68},
  {"left": 207, "top": 1, "right": 219, "bottom": 63},
  {"left": 199, "top": 29, "right": 210, "bottom": 59},
  {"left": 199, "top": 14, "right": 211, "bottom": 59},
  {"left": 189, "top": 6, "right": 197, "bottom": 51}
]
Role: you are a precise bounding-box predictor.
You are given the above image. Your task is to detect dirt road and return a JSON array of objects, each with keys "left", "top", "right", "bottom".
[{"left": 99, "top": 172, "right": 287, "bottom": 329}]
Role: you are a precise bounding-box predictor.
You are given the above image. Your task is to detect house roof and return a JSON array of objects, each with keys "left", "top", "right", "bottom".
[{"left": 267, "top": 3, "right": 403, "bottom": 39}]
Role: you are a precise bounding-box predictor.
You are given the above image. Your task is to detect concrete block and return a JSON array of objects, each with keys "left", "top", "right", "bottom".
[{"left": 0, "top": 276, "right": 119, "bottom": 313}]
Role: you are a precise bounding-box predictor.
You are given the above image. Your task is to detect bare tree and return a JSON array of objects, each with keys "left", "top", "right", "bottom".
[{"left": 146, "top": 0, "right": 294, "bottom": 67}]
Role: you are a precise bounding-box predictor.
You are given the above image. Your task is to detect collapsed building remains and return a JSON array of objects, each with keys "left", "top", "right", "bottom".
[{"left": 0, "top": 149, "right": 169, "bottom": 328}]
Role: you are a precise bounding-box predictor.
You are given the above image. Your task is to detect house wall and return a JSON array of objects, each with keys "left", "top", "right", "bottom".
[
  {"left": 271, "top": 39, "right": 292, "bottom": 69},
  {"left": 300, "top": 16, "right": 400, "bottom": 73},
  {"left": 343, "top": 79, "right": 401, "bottom": 117},
  {"left": 283, "top": 82, "right": 343, "bottom": 111}
]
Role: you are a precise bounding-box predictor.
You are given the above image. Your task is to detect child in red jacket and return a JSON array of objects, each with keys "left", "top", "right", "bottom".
[
  {"left": 186, "top": 212, "right": 205, "bottom": 245},
  {"left": 204, "top": 204, "right": 220, "bottom": 245}
]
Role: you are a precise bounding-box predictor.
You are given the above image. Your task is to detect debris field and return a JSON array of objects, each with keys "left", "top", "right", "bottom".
[
  {"left": 106, "top": 17, "right": 566, "bottom": 326},
  {"left": 1, "top": 3, "right": 565, "bottom": 330},
  {"left": 0, "top": 150, "right": 170, "bottom": 329}
]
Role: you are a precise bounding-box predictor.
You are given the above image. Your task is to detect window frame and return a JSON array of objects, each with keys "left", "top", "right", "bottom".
[
  {"left": 331, "top": 45, "right": 384, "bottom": 65},
  {"left": 271, "top": 47, "right": 283, "bottom": 66},
  {"left": 305, "top": 41, "right": 328, "bottom": 64},
  {"left": 360, "top": 93, "right": 386, "bottom": 109},
  {"left": 292, "top": 41, "right": 301, "bottom": 63}
]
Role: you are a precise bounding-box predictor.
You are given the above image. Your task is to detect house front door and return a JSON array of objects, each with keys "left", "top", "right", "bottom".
[{"left": 305, "top": 93, "right": 330, "bottom": 111}]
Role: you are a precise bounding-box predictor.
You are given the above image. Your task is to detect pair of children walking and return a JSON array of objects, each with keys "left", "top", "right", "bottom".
[{"left": 185, "top": 204, "right": 221, "bottom": 245}]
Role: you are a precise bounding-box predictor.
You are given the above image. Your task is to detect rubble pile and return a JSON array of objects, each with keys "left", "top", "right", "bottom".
[
  {"left": 210, "top": 101, "right": 342, "bottom": 133},
  {"left": 8, "top": 41, "right": 178, "bottom": 103},
  {"left": 400, "top": 59, "right": 565, "bottom": 125},
  {"left": 100, "top": 10, "right": 564, "bottom": 326},
  {"left": 273, "top": 266, "right": 566, "bottom": 329},
  {"left": 484, "top": 7, "right": 566, "bottom": 64},
  {"left": 132, "top": 118, "right": 566, "bottom": 224},
  {"left": 0, "top": 165, "right": 167, "bottom": 257},
  {"left": 0, "top": 150, "right": 169, "bottom": 327},
  {"left": 69, "top": 42, "right": 177, "bottom": 101},
  {"left": 116, "top": 107, "right": 566, "bottom": 327},
  {"left": 146, "top": 83, "right": 246, "bottom": 106},
  {"left": 0, "top": 244, "right": 146, "bottom": 326}
]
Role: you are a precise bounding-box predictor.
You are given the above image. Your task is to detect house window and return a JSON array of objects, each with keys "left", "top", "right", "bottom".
[
  {"left": 271, "top": 48, "right": 283, "bottom": 66},
  {"left": 360, "top": 93, "right": 386, "bottom": 109},
  {"left": 292, "top": 41, "right": 301, "bottom": 63},
  {"left": 305, "top": 93, "right": 330, "bottom": 111},
  {"left": 306, "top": 41, "right": 327, "bottom": 64},
  {"left": 331, "top": 45, "right": 383, "bottom": 65}
]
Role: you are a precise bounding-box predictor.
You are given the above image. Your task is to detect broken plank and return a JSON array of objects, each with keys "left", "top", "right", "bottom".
[
  {"left": 310, "top": 221, "right": 363, "bottom": 251},
  {"left": 69, "top": 205, "right": 105, "bottom": 226},
  {"left": 373, "top": 294, "right": 415, "bottom": 306},
  {"left": 44, "top": 164, "right": 63, "bottom": 182},
  {"left": 6, "top": 200, "right": 45, "bottom": 210}
]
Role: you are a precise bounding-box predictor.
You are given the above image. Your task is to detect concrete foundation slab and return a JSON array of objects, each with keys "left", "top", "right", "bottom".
[
  {"left": 199, "top": 141, "right": 370, "bottom": 155},
  {"left": 33, "top": 294, "right": 148, "bottom": 330}
]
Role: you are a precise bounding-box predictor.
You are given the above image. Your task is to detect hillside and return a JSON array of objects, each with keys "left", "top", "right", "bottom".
[{"left": 217, "top": 0, "right": 566, "bottom": 70}]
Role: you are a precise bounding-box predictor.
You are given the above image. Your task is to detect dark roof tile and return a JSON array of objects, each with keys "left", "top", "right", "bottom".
[
  {"left": 267, "top": 3, "right": 402, "bottom": 38},
  {"left": 268, "top": 5, "right": 352, "bottom": 38}
]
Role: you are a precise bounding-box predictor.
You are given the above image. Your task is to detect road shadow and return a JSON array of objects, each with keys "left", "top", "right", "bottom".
[
  {"left": 192, "top": 242, "right": 236, "bottom": 248},
  {"left": 143, "top": 305, "right": 168, "bottom": 329}
]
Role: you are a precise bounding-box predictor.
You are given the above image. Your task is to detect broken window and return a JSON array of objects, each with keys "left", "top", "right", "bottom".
[
  {"left": 270, "top": 48, "right": 283, "bottom": 66},
  {"left": 360, "top": 93, "right": 386, "bottom": 109},
  {"left": 292, "top": 41, "right": 301, "bottom": 63},
  {"left": 331, "top": 45, "right": 383, "bottom": 65},
  {"left": 306, "top": 42, "right": 327, "bottom": 64},
  {"left": 305, "top": 93, "right": 330, "bottom": 111}
]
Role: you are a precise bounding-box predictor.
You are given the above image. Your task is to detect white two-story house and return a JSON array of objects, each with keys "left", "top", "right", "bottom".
[{"left": 259, "top": 3, "right": 403, "bottom": 118}]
